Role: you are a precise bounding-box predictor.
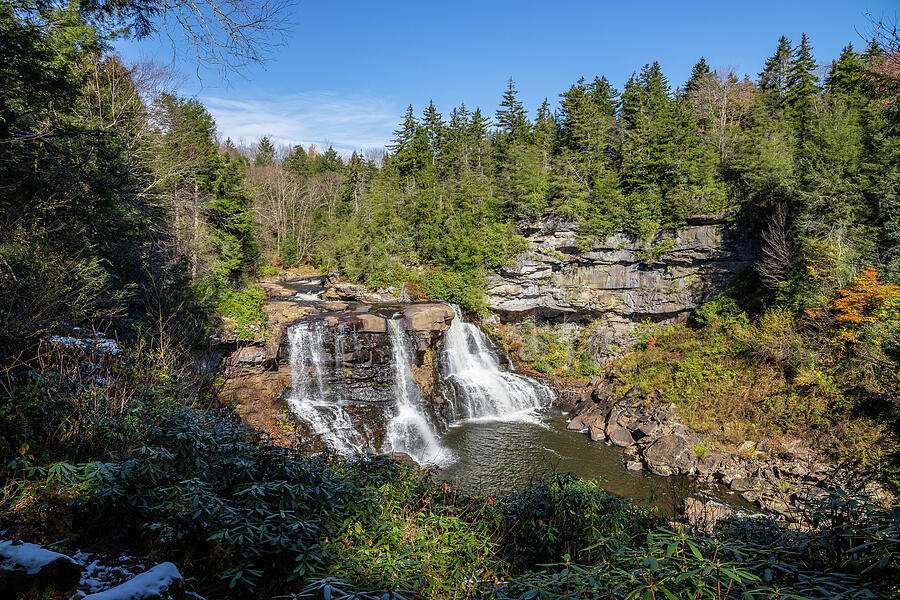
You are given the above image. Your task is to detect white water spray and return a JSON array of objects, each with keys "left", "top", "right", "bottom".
[
  {"left": 441, "top": 305, "right": 553, "bottom": 423},
  {"left": 384, "top": 319, "right": 454, "bottom": 466},
  {"left": 286, "top": 323, "right": 367, "bottom": 455}
]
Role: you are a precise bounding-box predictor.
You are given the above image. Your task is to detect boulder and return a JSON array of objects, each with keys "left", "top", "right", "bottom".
[
  {"left": 0, "top": 540, "right": 82, "bottom": 597},
  {"left": 606, "top": 422, "right": 635, "bottom": 448},
  {"left": 401, "top": 304, "right": 454, "bottom": 333},
  {"left": 642, "top": 434, "right": 697, "bottom": 476},
  {"left": 588, "top": 424, "right": 606, "bottom": 442},
  {"left": 566, "top": 415, "right": 587, "bottom": 431},
  {"left": 697, "top": 449, "right": 724, "bottom": 475},
  {"left": 626, "top": 460, "right": 643, "bottom": 471},
  {"left": 349, "top": 313, "right": 387, "bottom": 333},
  {"left": 84, "top": 562, "right": 183, "bottom": 600}
]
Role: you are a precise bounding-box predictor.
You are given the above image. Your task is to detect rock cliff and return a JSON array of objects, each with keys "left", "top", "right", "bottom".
[{"left": 487, "top": 215, "right": 756, "bottom": 339}]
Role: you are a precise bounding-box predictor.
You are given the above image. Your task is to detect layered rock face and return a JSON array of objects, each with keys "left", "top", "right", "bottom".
[
  {"left": 219, "top": 287, "right": 455, "bottom": 445},
  {"left": 487, "top": 215, "right": 756, "bottom": 338}
]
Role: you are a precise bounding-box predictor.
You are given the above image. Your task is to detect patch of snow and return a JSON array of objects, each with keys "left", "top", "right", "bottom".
[
  {"left": 70, "top": 551, "right": 137, "bottom": 597},
  {"left": 82, "top": 562, "right": 182, "bottom": 600},
  {"left": 0, "top": 540, "right": 73, "bottom": 575},
  {"left": 48, "top": 331, "right": 120, "bottom": 355}
]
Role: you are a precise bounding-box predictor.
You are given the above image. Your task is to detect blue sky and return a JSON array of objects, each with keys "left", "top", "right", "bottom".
[{"left": 116, "top": 0, "right": 897, "bottom": 154}]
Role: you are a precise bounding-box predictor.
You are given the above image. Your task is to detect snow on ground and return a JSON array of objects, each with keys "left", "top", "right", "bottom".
[
  {"left": 69, "top": 551, "right": 138, "bottom": 597},
  {"left": 48, "top": 330, "right": 120, "bottom": 355},
  {"left": 82, "top": 562, "right": 182, "bottom": 600},
  {"left": 0, "top": 540, "right": 73, "bottom": 574}
]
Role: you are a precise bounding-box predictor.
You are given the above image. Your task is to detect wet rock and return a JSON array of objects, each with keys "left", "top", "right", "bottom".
[
  {"left": 0, "top": 540, "right": 82, "bottom": 597},
  {"left": 349, "top": 313, "right": 387, "bottom": 333},
  {"left": 683, "top": 498, "right": 733, "bottom": 530},
  {"left": 588, "top": 424, "right": 606, "bottom": 442},
  {"left": 642, "top": 434, "right": 697, "bottom": 476},
  {"left": 83, "top": 562, "right": 183, "bottom": 600},
  {"left": 626, "top": 460, "right": 643, "bottom": 471},
  {"left": 260, "top": 282, "right": 295, "bottom": 298},
  {"left": 402, "top": 303, "right": 455, "bottom": 352},
  {"left": 566, "top": 415, "right": 588, "bottom": 431}
]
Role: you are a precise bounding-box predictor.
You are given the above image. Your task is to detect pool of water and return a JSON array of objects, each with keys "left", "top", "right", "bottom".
[{"left": 437, "top": 412, "right": 753, "bottom": 516}]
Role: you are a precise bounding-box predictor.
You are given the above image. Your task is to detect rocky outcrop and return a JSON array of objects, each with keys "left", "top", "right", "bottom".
[
  {"left": 487, "top": 215, "right": 756, "bottom": 341},
  {"left": 565, "top": 375, "right": 851, "bottom": 520},
  {"left": 219, "top": 275, "right": 458, "bottom": 446}
]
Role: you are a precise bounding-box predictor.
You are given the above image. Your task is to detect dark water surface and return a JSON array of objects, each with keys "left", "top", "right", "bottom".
[{"left": 438, "top": 412, "right": 753, "bottom": 516}]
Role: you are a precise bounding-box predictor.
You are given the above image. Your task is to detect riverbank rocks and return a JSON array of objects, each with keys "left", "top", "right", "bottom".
[
  {"left": 642, "top": 434, "right": 697, "bottom": 476},
  {"left": 486, "top": 215, "right": 756, "bottom": 343},
  {"left": 682, "top": 498, "right": 734, "bottom": 531},
  {"left": 558, "top": 373, "right": 878, "bottom": 520}
]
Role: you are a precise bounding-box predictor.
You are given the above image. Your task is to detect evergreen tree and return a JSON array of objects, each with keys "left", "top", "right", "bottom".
[
  {"left": 785, "top": 33, "right": 819, "bottom": 137},
  {"left": 284, "top": 144, "right": 311, "bottom": 176},
  {"left": 206, "top": 154, "right": 259, "bottom": 281},
  {"left": 311, "top": 145, "right": 345, "bottom": 174},
  {"left": 759, "top": 36, "right": 793, "bottom": 105},
  {"left": 496, "top": 78, "right": 529, "bottom": 140},
  {"left": 826, "top": 44, "right": 864, "bottom": 102},
  {"left": 422, "top": 100, "right": 445, "bottom": 169},
  {"left": 685, "top": 57, "right": 711, "bottom": 95},
  {"left": 254, "top": 135, "right": 276, "bottom": 167}
]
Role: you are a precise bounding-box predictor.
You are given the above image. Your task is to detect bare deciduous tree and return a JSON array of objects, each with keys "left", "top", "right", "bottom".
[{"left": 758, "top": 203, "right": 794, "bottom": 290}]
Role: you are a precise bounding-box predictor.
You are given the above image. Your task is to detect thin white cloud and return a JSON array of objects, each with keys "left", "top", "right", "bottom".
[{"left": 202, "top": 91, "right": 400, "bottom": 155}]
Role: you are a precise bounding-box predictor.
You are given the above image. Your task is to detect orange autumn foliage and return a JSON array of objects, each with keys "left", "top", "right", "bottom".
[{"left": 830, "top": 267, "right": 900, "bottom": 346}]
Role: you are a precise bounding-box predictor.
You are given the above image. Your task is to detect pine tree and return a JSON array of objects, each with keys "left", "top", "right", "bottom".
[
  {"left": 468, "top": 107, "right": 491, "bottom": 174},
  {"left": 496, "top": 78, "right": 529, "bottom": 140},
  {"left": 785, "top": 33, "right": 819, "bottom": 136},
  {"left": 254, "top": 136, "right": 276, "bottom": 167},
  {"left": 283, "top": 144, "right": 311, "bottom": 176},
  {"left": 759, "top": 36, "right": 793, "bottom": 104},
  {"left": 422, "top": 100, "right": 445, "bottom": 169},
  {"left": 826, "top": 44, "right": 864, "bottom": 101},
  {"left": 390, "top": 105, "right": 418, "bottom": 154},
  {"left": 685, "top": 57, "right": 711, "bottom": 95}
]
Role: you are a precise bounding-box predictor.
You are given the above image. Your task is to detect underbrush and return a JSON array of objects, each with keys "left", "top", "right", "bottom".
[
  {"left": 201, "top": 277, "right": 267, "bottom": 340},
  {"left": 1, "top": 341, "right": 898, "bottom": 599},
  {"left": 491, "top": 319, "right": 607, "bottom": 378},
  {"left": 616, "top": 294, "right": 900, "bottom": 490}
]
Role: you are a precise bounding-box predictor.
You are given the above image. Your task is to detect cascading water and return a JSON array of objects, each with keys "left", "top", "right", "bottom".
[
  {"left": 384, "top": 319, "right": 453, "bottom": 466},
  {"left": 442, "top": 305, "right": 554, "bottom": 422},
  {"left": 285, "top": 323, "right": 367, "bottom": 455}
]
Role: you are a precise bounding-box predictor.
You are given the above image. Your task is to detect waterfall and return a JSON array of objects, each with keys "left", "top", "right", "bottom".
[
  {"left": 285, "top": 323, "right": 367, "bottom": 455},
  {"left": 384, "top": 319, "right": 454, "bottom": 466},
  {"left": 442, "top": 305, "right": 553, "bottom": 423}
]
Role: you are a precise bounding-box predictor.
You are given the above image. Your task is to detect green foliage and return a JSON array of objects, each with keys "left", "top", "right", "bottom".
[
  {"left": 207, "top": 280, "right": 266, "bottom": 340},
  {"left": 617, "top": 294, "right": 899, "bottom": 489}
]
